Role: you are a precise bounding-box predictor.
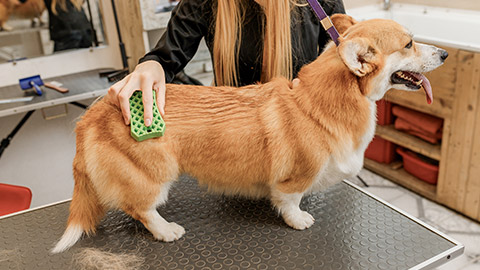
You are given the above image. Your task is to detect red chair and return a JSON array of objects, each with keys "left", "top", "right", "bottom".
[{"left": 0, "top": 183, "right": 32, "bottom": 216}]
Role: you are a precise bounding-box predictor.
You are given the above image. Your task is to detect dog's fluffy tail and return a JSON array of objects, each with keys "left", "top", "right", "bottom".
[{"left": 51, "top": 159, "right": 104, "bottom": 253}]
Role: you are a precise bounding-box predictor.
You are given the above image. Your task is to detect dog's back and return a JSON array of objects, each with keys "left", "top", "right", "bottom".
[{"left": 53, "top": 79, "right": 313, "bottom": 252}]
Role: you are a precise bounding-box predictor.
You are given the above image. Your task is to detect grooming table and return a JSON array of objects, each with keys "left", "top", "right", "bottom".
[
  {"left": 0, "top": 175, "right": 463, "bottom": 270},
  {"left": 0, "top": 69, "right": 112, "bottom": 117}
]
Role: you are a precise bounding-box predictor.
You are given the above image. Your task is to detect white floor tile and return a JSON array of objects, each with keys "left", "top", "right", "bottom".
[
  {"left": 390, "top": 193, "right": 420, "bottom": 217},
  {"left": 461, "top": 263, "right": 480, "bottom": 270},
  {"left": 448, "top": 234, "right": 480, "bottom": 256},
  {"left": 362, "top": 186, "right": 406, "bottom": 202},
  {"left": 359, "top": 168, "right": 398, "bottom": 187},
  {"left": 437, "top": 254, "right": 472, "bottom": 270}
]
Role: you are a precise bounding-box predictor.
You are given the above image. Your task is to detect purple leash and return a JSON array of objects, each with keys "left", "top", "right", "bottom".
[{"left": 306, "top": 0, "right": 341, "bottom": 46}]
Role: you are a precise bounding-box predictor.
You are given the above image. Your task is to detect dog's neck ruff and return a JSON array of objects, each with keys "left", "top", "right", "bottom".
[{"left": 306, "top": 0, "right": 340, "bottom": 46}]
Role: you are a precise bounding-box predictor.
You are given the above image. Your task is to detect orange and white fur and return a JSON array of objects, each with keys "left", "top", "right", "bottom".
[
  {"left": 0, "top": 0, "right": 20, "bottom": 31},
  {"left": 13, "top": 0, "right": 45, "bottom": 27},
  {"left": 52, "top": 15, "right": 448, "bottom": 253}
]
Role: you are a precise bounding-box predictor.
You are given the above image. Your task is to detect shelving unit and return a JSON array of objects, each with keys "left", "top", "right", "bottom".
[
  {"left": 375, "top": 125, "right": 441, "bottom": 161},
  {"left": 365, "top": 123, "right": 440, "bottom": 202},
  {"left": 365, "top": 99, "right": 443, "bottom": 212},
  {"left": 364, "top": 159, "right": 437, "bottom": 201}
]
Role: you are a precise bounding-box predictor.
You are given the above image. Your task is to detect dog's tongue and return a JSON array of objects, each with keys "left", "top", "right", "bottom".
[{"left": 411, "top": 72, "right": 433, "bottom": 104}]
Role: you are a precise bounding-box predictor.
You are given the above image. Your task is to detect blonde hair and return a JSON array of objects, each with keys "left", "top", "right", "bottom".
[
  {"left": 214, "top": 0, "right": 301, "bottom": 86},
  {"left": 51, "top": 0, "right": 83, "bottom": 15}
]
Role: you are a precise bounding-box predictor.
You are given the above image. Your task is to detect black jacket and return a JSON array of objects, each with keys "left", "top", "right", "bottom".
[
  {"left": 44, "top": 0, "right": 93, "bottom": 51},
  {"left": 140, "top": 0, "right": 345, "bottom": 86}
]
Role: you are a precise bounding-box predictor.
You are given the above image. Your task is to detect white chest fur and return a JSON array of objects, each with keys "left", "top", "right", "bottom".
[{"left": 309, "top": 100, "right": 377, "bottom": 193}]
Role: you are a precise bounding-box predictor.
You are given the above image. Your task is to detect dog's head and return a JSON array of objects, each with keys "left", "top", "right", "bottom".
[{"left": 331, "top": 14, "right": 448, "bottom": 104}]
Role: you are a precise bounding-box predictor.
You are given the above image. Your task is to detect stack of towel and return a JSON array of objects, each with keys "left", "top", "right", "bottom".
[{"left": 392, "top": 106, "right": 443, "bottom": 144}]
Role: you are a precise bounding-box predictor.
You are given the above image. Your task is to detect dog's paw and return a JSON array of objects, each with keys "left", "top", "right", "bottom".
[
  {"left": 155, "top": 222, "right": 185, "bottom": 242},
  {"left": 284, "top": 211, "right": 315, "bottom": 230},
  {"left": 1, "top": 24, "right": 13, "bottom": 31}
]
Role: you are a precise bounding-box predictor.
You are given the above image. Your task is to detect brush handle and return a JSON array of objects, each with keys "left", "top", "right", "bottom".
[
  {"left": 30, "top": 82, "right": 43, "bottom": 96},
  {"left": 44, "top": 82, "right": 69, "bottom": 93}
]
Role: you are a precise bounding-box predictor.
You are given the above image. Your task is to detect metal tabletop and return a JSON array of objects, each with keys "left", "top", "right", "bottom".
[
  {"left": 0, "top": 175, "right": 463, "bottom": 270},
  {"left": 0, "top": 69, "right": 112, "bottom": 117}
]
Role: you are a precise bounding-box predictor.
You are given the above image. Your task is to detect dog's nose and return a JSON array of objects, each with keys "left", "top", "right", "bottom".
[{"left": 440, "top": 50, "right": 449, "bottom": 61}]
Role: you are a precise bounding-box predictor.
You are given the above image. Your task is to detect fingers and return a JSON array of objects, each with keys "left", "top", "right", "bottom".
[
  {"left": 141, "top": 77, "right": 154, "bottom": 127},
  {"left": 292, "top": 78, "right": 300, "bottom": 88},
  {"left": 107, "top": 75, "right": 129, "bottom": 106},
  {"left": 118, "top": 76, "right": 140, "bottom": 125},
  {"left": 154, "top": 80, "right": 166, "bottom": 117},
  {"left": 106, "top": 61, "right": 165, "bottom": 126}
]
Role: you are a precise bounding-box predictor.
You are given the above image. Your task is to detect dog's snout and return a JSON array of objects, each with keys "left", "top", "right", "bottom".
[{"left": 440, "top": 50, "right": 449, "bottom": 61}]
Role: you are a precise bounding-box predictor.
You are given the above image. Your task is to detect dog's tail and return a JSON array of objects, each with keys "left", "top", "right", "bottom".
[{"left": 51, "top": 159, "right": 104, "bottom": 253}]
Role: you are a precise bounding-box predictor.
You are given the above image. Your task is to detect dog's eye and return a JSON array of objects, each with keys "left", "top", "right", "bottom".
[{"left": 405, "top": 40, "right": 413, "bottom": 49}]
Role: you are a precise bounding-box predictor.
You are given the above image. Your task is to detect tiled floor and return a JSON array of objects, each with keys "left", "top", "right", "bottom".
[{"left": 347, "top": 169, "right": 480, "bottom": 270}]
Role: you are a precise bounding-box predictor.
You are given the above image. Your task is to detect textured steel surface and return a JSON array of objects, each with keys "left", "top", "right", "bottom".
[{"left": 0, "top": 175, "right": 457, "bottom": 270}]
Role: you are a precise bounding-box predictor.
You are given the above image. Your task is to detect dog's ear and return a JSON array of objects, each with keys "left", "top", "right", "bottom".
[
  {"left": 338, "top": 37, "right": 380, "bottom": 77},
  {"left": 331, "top": 14, "right": 358, "bottom": 35}
]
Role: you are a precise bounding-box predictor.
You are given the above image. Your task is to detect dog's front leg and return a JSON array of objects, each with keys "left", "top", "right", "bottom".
[{"left": 270, "top": 190, "right": 314, "bottom": 230}]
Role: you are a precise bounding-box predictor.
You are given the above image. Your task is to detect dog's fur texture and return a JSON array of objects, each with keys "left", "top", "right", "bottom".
[
  {"left": 52, "top": 15, "right": 448, "bottom": 253},
  {"left": 13, "top": 0, "right": 45, "bottom": 27},
  {"left": 0, "top": 0, "right": 19, "bottom": 31}
]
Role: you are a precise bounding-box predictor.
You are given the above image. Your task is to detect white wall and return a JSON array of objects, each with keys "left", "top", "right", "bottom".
[
  {"left": 0, "top": 102, "right": 91, "bottom": 208},
  {"left": 343, "top": 0, "right": 381, "bottom": 10}
]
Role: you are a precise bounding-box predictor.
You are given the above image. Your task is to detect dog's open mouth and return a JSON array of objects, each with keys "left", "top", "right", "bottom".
[{"left": 391, "top": 71, "right": 433, "bottom": 104}]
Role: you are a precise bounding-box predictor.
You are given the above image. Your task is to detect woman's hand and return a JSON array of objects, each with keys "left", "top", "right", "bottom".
[{"left": 107, "top": 60, "right": 166, "bottom": 126}]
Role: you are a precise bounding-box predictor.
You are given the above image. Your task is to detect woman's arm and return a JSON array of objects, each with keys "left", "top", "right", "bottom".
[{"left": 107, "top": 0, "right": 211, "bottom": 126}]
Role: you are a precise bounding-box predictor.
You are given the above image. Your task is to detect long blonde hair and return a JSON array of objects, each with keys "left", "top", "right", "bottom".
[
  {"left": 213, "top": 0, "right": 301, "bottom": 86},
  {"left": 51, "top": 0, "right": 83, "bottom": 15}
]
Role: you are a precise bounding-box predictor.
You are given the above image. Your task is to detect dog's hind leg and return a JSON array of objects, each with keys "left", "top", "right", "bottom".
[
  {"left": 121, "top": 181, "right": 185, "bottom": 242},
  {"left": 52, "top": 157, "right": 105, "bottom": 253},
  {"left": 270, "top": 184, "right": 315, "bottom": 230}
]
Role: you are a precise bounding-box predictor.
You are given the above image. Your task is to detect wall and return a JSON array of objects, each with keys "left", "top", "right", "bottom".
[
  {"left": 343, "top": 0, "right": 480, "bottom": 11},
  {"left": 395, "top": 0, "right": 480, "bottom": 11},
  {"left": 343, "top": 0, "right": 381, "bottom": 10},
  {"left": 0, "top": 102, "right": 90, "bottom": 208}
]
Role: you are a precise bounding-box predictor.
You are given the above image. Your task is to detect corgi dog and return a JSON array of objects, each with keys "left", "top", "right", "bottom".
[
  {"left": 0, "top": 0, "right": 20, "bottom": 31},
  {"left": 52, "top": 14, "right": 448, "bottom": 253},
  {"left": 13, "top": 0, "right": 45, "bottom": 27}
]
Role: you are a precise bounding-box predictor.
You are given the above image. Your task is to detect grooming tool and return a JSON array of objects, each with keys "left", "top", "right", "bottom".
[
  {"left": 130, "top": 90, "right": 165, "bottom": 142},
  {"left": 0, "top": 96, "right": 34, "bottom": 104},
  {"left": 44, "top": 81, "right": 69, "bottom": 93},
  {"left": 19, "top": 75, "right": 44, "bottom": 96}
]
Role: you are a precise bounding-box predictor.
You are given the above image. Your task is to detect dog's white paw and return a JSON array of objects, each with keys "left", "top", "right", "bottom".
[
  {"left": 284, "top": 211, "right": 315, "bottom": 230},
  {"left": 2, "top": 24, "right": 13, "bottom": 31},
  {"left": 155, "top": 222, "right": 185, "bottom": 242}
]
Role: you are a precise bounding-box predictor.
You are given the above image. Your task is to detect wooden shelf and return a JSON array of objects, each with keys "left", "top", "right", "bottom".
[
  {"left": 364, "top": 158, "right": 437, "bottom": 201},
  {"left": 375, "top": 125, "right": 442, "bottom": 161}
]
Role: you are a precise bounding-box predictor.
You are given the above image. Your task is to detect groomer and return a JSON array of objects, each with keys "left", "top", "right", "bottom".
[
  {"left": 44, "top": 0, "right": 93, "bottom": 52},
  {"left": 108, "top": 0, "right": 345, "bottom": 126}
]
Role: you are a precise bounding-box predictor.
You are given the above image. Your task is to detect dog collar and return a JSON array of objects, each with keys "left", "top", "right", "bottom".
[{"left": 306, "top": 0, "right": 341, "bottom": 46}]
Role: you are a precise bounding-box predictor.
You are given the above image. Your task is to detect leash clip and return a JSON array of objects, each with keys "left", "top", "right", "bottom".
[{"left": 306, "top": 0, "right": 341, "bottom": 46}]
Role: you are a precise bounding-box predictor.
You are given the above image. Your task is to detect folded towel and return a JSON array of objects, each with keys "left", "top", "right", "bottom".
[
  {"left": 392, "top": 105, "right": 443, "bottom": 144},
  {"left": 395, "top": 118, "right": 442, "bottom": 144}
]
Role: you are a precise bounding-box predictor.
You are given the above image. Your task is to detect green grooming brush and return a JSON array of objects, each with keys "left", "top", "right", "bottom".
[{"left": 129, "top": 90, "right": 165, "bottom": 142}]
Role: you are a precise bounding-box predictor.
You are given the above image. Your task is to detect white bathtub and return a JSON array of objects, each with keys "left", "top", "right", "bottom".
[{"left": 347, "top": 4, "right": 480, "bottom": 52}]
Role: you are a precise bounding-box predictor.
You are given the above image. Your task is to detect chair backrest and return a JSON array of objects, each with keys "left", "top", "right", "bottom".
[{"left": 0, "top": 183, "right": 32, "bottom": 216}]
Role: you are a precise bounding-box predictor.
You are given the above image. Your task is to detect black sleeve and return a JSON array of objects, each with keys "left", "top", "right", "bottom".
[
  {"left": 139, "top": 0, "right": 211, "bottom": 83},
  {"left": 317, "top": 0, "right": 346, "bottom": 53}
]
